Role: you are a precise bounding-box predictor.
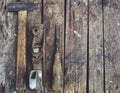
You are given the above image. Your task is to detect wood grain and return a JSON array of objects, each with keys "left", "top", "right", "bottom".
[
  {"left": 65, "top": 0, "right": 87, "bottom": 92},
  {"left": 4, "top": 0, "right": 17, "bottom": 92},
  {"left": 1, "top": 0, "right": 120, "bottom": 92},
  {"left": 52, "top": 25, "right": 63, "bottom": 91},
  {"left": 16, "top": 10, "right": 27, "bottom": 91},
  {"left": 104, "top": 0, "right": 120, "bottom": 93},
  {"left": 43, "top": 0, "right": 64, "bottom": 92},
  {"left": 26, "top": 0, "right": 43, "bottom": 93},
  {"left": 89, "top": 0, "right": 104, "bottom": 93}
]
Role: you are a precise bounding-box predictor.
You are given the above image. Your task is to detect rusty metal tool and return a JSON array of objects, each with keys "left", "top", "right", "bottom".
[
  {"left": 52, "top": 24, "right": 63, "bottom": 91},
  {"left": 29, "top": 24, "right": 44, "bottom": 90},
  {"left": 6, "top": 2, "right": 40, "bottom": 91}
]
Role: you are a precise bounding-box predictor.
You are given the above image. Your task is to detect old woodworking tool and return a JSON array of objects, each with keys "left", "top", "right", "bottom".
[
  {"left": 6, "top": 2, "right": 40, "bottom": 91},
  {"left": 29, "top": 24, "right": 44, "bottom": 90},
  {"left": 52, "top": 24, "right": 63, "bottom": 91}
]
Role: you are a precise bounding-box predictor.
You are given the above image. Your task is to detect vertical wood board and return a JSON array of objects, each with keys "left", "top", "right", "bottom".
[
  {"left": 43, "top": 0, "right": 64, "bottom": 92},
  {"left": 104, "top": 0, "right": 120, "bottom": 93},
  {"left": 89, "top": 0, "right": 104, "bottom": 93},
  {"left": 65, "top": 0, "right": 88, "bottom": 92}
]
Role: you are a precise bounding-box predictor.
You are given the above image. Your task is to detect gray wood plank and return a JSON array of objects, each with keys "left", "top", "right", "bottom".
[
  {"left": 89, "top": 0, "right": 104, "bottom": 93},
  {"left": 65, "top": 0, "right": 87, "bottom": 92},
  {"left": 104, "top": 0, "right": 120, "bottom": 93}
]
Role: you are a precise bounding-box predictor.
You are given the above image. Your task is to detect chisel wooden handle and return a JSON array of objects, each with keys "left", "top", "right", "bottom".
[
  {"left": 52, "top": 24, "right": 63, "bottom": 91},
  {"left": 16, "top": 10, "right": 27, "bottom": 90}
]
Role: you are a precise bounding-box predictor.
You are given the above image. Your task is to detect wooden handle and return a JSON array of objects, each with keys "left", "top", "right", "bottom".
[
  {"left": 52, "top": 25, "right": 63, "bottom": 91},
  {"left": 16, "top": 10, "right": 27, "bottom": 90},
  {"left": 52, "top": 52, "right": 63, "bottom": 91}
]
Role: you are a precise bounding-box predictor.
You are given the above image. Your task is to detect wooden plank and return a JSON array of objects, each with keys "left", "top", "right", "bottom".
[
  {"left": 89, "top": 0, "right": 104, "bottom": 93},
  {"left": 27, "top": 0, "right": 43, "bottom": 93},
  {"left": 0, "top": 0, "right": 17, "bottom": 93},
  {"left": 16, "top": 10, "right": 27, "bottom": 91},
  {"left": 65, "top": 0, "right": 87, "bottom": 92},
  {"left": 104, "top": 0, "right": 120, "bottom": 93},
  {"left": 43, "top": 0, "right": 64, "bottom": 92}
]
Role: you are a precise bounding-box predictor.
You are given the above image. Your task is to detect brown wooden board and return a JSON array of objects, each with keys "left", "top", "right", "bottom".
[
  {"left": 43, "top": 0, "right": 64, "bottom": 92},
  {"left": 1, "top": 0, "right": 120, "bottom": 92},
  {"left": 1, "top": 0, "right": 18, "bottom": 93},
  {"left": 104, "top": 0, "right": 120, "bottom": 93},
  {"left": 89, "top": 0, "right": 104, "bottom": 93},
  {"left": 65, "top": 0, "right": 87, "bottom": 92},
  {"left": 27, "top": 0, "right": 43, "bottom": 93}
]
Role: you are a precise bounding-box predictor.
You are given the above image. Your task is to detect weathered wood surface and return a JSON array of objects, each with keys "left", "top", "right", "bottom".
[
  {"left": 27, "top": 0, "right": 43, "bottom": 93},
  {"left": 89, "top": 0, "right": 104, "bottom": 93},
  {"left": 2, "top": 0, "right": 43, "bottom": 92},
  {"left": 43, "top": 0, "right": 64, "bottom": 92},
  {"left": 65, "top": 0, "right": 87, "bottom": 92},
  {"left": 0, "top": 0, "right": 120, "bottom": 93},
  {"left": 0, "top": 0, "right": 17, "bottom": 93},
  {"left": 104, "top": 0, "right": 120, "bottom": 93}
]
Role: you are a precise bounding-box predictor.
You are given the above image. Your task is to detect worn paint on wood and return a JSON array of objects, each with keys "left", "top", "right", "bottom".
[
  {"left": 65, "top": 0, "right": 87, "bottom": 92},
  {"left": 104, "top": 0, "right": 120, "bottom": 93},
  {"left": 89, "top": 0, "right": 104, "bottom": 93}
]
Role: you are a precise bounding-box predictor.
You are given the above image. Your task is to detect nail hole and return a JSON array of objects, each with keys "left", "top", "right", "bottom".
[{"left": 35, "top": 29, "right": 38, "bottom": 33}]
